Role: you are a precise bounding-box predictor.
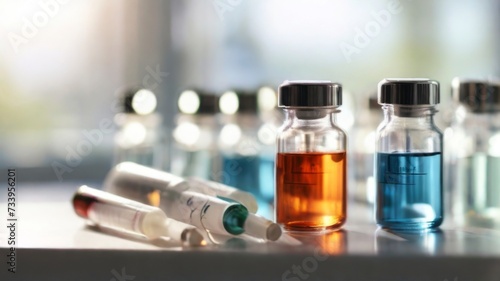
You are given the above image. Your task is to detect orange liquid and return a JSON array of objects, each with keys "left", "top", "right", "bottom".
[{"left": 276, "top": 152, "right": 346, "bottom": 231}]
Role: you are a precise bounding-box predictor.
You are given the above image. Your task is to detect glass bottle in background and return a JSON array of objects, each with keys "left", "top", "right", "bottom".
[
  {"left": 275, "top": 80, "right": 347, "bottom": 231},
  {"left": 338, "top": 89, "right": 356, "bottom": 209},
  {"left": 351, "top": 95, "right": 382, "bottom": 206},
  {"left": 218, "top": 87, "right": 278, "bottom": 218},
  {"left": 113, "top": 88, "right": 167, "bottom": 170},
  {"left": 448, "top": 78, "right": 500, "bottom": 228},
  {"left": 375, "top": 78, "right": 443, "bottom": 231},
  {"left": 256, "top": 86, "right": 283, "bottom": 203},
  {"left": 172, "top": 89, "right": 220, "bottom": 179},
  {"left": 442, "top": 84, "right": 462, "bottom": 225}
]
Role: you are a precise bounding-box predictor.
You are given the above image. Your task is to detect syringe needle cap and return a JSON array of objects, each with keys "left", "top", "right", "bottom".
[{"left": 244, "top": 213, "right": 282, "bottom": 241}]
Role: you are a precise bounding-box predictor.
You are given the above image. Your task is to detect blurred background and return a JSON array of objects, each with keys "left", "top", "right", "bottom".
[{"left": 1, "top": 0, "right": 499, "bottom": 184}]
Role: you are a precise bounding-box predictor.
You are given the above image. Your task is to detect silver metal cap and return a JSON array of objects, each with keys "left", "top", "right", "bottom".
[
  {"left": 278, "top": 80, "right": 342, "bottom": 107},
  {"left": 452, "top": 78, "right": 500, "bottom": 112},
  {"left": 378, "top": 78, "right": 440, "bottom": 105}
]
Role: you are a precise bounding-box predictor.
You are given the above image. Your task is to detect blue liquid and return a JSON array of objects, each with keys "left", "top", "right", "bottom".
[
  {"left": 375, "top": 152, "right": 443, "bottom": 230},
  {"left": 222, "top": 155, "right": 274, "bottom": 216}
]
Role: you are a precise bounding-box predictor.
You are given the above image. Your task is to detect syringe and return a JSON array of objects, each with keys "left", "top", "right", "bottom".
[
  {"left": 185, "top": 177, "right": 258, "bottom": 213},
  {"left": 72, "top": 185, "right": 205, "bottom": 247},
  {"left": 103, "top": 162, "right": 282, "bottom": 240},
  {"left": 104, "top": 162, "right": 258, "bottom": 213}
]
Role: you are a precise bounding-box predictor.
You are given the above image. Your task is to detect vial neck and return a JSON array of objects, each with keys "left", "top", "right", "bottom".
[
  {"left": 383, "top": 105, "right": 436, "bottom": 123},
  {"left": 286, "top": 108, "right": 339, "bottom": 124}
]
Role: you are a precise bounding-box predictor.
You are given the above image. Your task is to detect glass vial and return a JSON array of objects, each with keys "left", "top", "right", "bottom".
[
  {"left": 352, "top": 95, "right": 382, "bottom": 205},
  {"left": 113, "top": 88, "right": 167, "bottom": 170},
  {"left": 275, "top": 80, "right": 347, "bottom": 231},
  {"left": 172, "top": 89, "right": 220, "bottom": 179},
  {"left": 448, "top": 79, "right": 500, "bottom": 228},
  {"left": 375, "top": 78, "right": 443, "bottom": 230},
  {"left": 218, "top": 87, "right": 277, "bottom": 218}
]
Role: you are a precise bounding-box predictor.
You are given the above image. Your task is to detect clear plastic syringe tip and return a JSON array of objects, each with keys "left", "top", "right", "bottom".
[{"left": 244, "top": 213, "right": 282, "bottom": 241}]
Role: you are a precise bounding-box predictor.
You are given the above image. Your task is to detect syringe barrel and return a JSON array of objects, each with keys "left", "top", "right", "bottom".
[
  {"left": 186, "top": 177, "right": 258, "bottom": 213},
  {"left": 103, "top": 162, "right": 250, "bottom": 235},
  {"left": 159, "top": 190, "right": 248, "bottom": 235},
  {"left": 104, "top": 162, "right": 257, "bottom": 213},
  {"left": 103, "top": 162, "right": 187, "bottom": 206},
  {"left": 72, "top": 185, "right": 167, "bottom": 239}
]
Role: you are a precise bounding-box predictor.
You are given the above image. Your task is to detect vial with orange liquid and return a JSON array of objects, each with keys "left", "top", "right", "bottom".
[{"left": 276, "top": 81, "right": 347, "bottom": 231}]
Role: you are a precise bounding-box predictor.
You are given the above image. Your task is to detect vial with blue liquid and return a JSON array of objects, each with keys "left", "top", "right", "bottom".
[
  {"left": 375, "top": 78, "right": 443, "bottom": 230},
  {"left": 218, "top": 87, "right": 278, "bottom": 217}
]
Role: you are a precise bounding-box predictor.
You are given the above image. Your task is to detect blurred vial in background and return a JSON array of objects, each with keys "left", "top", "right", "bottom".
[
  {"left": 442, "top": 81, "right": 462, "bottom": 224},
  {"left": 172, "top": 89, "right": 220, "bottom": 179},
  {"left": 447, "top": 78, "right": 500, "bottom": 228},
  {"left": 218, "top": 86, "right": 279, "bottom": 218},
  {"left": 113, "top": 88, "right": 168, "bottom": 170},
  {"left": 337, "top": 90, "right": 356, "bottom": 133},
  {"left": 338, "top": 90, "right": 355, "bottom": 210},
  {"left": 351, "top": 95, "right": 382, "bottom": 207}
]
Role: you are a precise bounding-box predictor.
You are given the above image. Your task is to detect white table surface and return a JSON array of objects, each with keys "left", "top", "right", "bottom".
[{"left": 1, "top": 183, "right": 500, "bottom": 281}]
